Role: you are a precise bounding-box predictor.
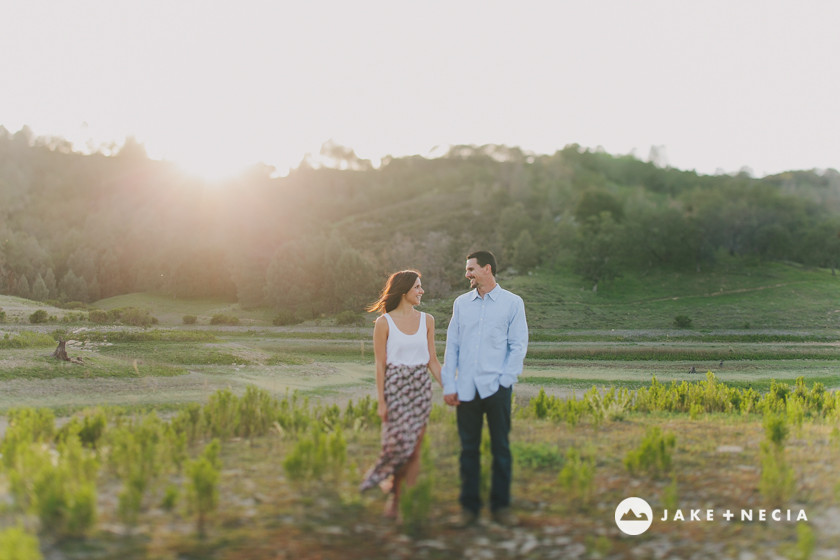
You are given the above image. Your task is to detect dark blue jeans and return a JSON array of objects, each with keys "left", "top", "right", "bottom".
[{"left": 456, "top": 385, "right": 512, "bottom": 514}]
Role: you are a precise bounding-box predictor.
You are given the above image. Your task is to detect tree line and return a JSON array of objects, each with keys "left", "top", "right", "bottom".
[{"left": 1, "top": 126, "right": 839, "bottom": 318}]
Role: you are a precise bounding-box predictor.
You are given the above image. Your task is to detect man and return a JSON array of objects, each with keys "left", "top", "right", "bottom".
[{"left": 442, "top": 250, "right": 529, "bottom": 527}]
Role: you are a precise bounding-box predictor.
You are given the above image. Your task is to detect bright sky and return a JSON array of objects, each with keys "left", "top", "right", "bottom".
[{"left": 2, "top": 0, "right": 839, "bottom": 180}]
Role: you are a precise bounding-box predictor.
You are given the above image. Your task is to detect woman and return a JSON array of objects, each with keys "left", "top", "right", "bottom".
[{"left": 359, "top": 270, "right": 442, "bottom": 518}]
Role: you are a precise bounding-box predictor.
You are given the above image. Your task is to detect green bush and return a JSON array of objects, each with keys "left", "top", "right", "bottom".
[
  {"left": 400, "top": 437, "right": 434, "bottom": 536},
  {"left": 335, "top": 310, "right": 360, "bottom": 326},
  {"left": 186, "top": 439, "right": 221, "bottom": 536},
  {"left": 88, "top": 309, "right": 109, "bottom": 323},
  {"left": 272, "top": 309, "right": 302, "bottom": 326},
  {"left": 119, "top": 307, "right": 158, "bottom": 327},
  {"left": 57, "top": 408, "right": 108, "bottom": 449},
  {"left": 6, "top": 433, "right": 99, "bottom": 539},
  {"left": 203, "top": 388, "right": 240, "bottom": 440},
  {"left": 624, "top": 426, "right": 676, "bottom": 477},
  {"left": 283, "top": 425, "right": 347, "bottom": 486},
  {"left": 0, "top": 526, "right": 43, "bottom": 560},
  {"left": 107, "top": 413, "right": 183, "bottom": 523},
  {"left": 512, "top": 441, "right": 564, "bottom": 469},
  {"left": 557, "top": 447, "right": 595, "bottom": 506},
  {"left": 673, "top": 315, "right": 693, "bottom": 328},
  {"left": 759, "top": 414, "right": 795, "bottom": 506},
  {"left": 210, "top": 313, "right": 240, "bottom": 326},
  {"left": 182, "top": 314, "right": 198, "bottom": 325},
  {"left": 0, "top": 331, "right": 55, "bottom": 349},
  {"left": 237, "top": 386, "right": 280, "bottom": 440},
  {"left": 28, "top": 309, "right": 48, "bottom": 324}
]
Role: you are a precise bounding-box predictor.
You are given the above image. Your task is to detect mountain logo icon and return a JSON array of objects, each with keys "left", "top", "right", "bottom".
[
  {"left": 620, "top": 509, "right": 650, "bottom": 522},
  {"left": 615, "top": 497, "right": 654, "bottom": 535}
]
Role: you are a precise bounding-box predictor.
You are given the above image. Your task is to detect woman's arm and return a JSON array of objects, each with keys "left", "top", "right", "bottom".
[
  {"left": 426, "top": 314, "right": 443, "bottom": 387},
  {"left": 373, "top": 315, "right": 389, "bottom": 421}
]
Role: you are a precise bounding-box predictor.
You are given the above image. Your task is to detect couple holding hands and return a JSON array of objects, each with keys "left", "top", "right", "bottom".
[{"left": 359, "top": 251, "right": 529, "bottom": 527}]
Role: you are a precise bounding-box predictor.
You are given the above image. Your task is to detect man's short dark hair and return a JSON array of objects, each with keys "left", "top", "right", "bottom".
[{"left": 467, "top": 250, "right": 497, "bottom": 276}]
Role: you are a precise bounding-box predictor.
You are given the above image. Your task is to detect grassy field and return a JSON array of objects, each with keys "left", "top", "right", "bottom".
[{"left": 0, "top": 260, "right": 839, "bottom": 558}]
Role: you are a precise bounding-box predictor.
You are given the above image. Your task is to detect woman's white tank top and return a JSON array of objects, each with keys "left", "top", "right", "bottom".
[{"left": 384, "top": 312, "right": 430, "bottom": 366}]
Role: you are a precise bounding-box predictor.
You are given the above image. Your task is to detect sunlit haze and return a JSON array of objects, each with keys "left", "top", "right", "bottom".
[{"left": 2, "top": 0, "right": 839, "bottom": 179}]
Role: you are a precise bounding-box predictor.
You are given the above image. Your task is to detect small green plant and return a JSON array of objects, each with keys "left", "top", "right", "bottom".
[
  {"left": 0, "top": 525, "right": 43, "bottom": 560},
  {"left": 282, "top": 425, "right": 347, "bottom": 486},
  {"left": 673, "top": 314, "right": 692, "bottom": 328},
  {"left": 794, "top": 523, "right": 815, "bottom": 560},
  {"left": 237, "top": 386, "right": 280, "bottom": 442},
  {"left": 624, "top": 426, "right": 676, "bottom": 477},
  {"left": 57, "top": 408, "right": 108, "bottom": 449},
  {"left": 182, "top": 314, "right": 198, "bottom": 325},
  {"left": 689, "top": 403, "right": 704, "bottom": 420},
  {"left": 0, "top": 330, "right": 55, "bottom": 349},
  {"left": 759, "top": 414, "right": 795, "bottom": 506},
  {"left": 210, "top": 313, "right": 240, "bottom": 326},
  {"left": 107, "top": 413, "right": 183, "bottom": 524},
  {"left": 161, "top": 484, "right": 179, "bottom": 511},
  {"left": 400, "top": 437, "right": 434, "bottom": 536},
  {"left": 512, "top": 441, "right": 564, "bottom": 470},
  {"left": 335, "top": 310, "right": 359, "bottom": 325},
  {"left": 6, "top": 432, "right": 99, "bottom": 539},
  {"left": 119, "top": 307, "right": 158, "bottom": 327},
  {"left": 203, "top": 388, "right": 241, "bottom": 440},
  {"left": 557, "top": 447, "right": 595, "bottom": 507},
  {"left": 662, "top": 475, "right": 679, "bottom": 512},
  {"left": 185, "top": 439, "right": 222, "bottom": 537},
  {"left": 28, "top": 309, "right": 48, "bottom": 324},
  {"left": 272, "top": 309, "right": 301, "bottom": 326}
]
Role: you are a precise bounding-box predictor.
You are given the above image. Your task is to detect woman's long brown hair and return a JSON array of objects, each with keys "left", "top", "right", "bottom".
[{"left": 366, "top": 270, "right": 421, "bottom": 314}]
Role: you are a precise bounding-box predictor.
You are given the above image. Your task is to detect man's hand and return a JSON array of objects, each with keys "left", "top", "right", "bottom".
[{"left": 443, "top": 393, "right": 460, "bottom": 407}]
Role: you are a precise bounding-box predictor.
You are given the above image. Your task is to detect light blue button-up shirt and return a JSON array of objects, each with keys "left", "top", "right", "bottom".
[{"left": 441, "top": 284, "right": 529, "bottom": 401}]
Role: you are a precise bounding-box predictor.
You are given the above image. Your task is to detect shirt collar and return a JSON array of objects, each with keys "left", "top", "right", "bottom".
[{"left": 470, "top": 283, "right": 501, "bottom": 301}]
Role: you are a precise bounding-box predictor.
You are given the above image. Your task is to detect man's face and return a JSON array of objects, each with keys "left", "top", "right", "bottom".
[{"left": 465, "top": 258, "right": 492, "bottom": 290}]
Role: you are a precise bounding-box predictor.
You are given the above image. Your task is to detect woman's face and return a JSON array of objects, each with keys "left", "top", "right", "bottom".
[{"left": 402, "top": 277, "right": 424, "bottom": 306}]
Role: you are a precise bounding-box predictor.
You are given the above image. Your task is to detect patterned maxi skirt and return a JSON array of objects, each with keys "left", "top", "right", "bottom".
[{"left": 359, "top": 362, "right": 432, "bottom": 492}]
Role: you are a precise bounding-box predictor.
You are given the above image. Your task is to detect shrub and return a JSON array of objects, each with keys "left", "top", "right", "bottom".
[
  {"left": 186, "top": 440, "right": 221, "bottom": 536},
  {"left": 171, "top": 403, "right": 205, "bottom": 445},
  {"left": 182, "top": 315, "right": 198, "bottom": 325},
  {"left": 0, "top": 526, "right": 43, "bottom": 560},
  {"left": 119, "top": 307, "right": 158, "bottom": 327},
  {"left": 210, "top": 314, "right": 240, "bottom": 326},
  {"left": 272, "top": 309, "right": 302, "bottom": 326},
  {"left": 203, "top": 388, "right": 240, "bottom": 440},
  {"left": 283, "top": 425, "right": 347, "bottom": 486},
  {"left": 557, "top": 447, "right": 595, "bottom": 507},
  {"left": 29, "top": 309, "right": 48, "bottom": 324},
  {"left": 88, "top": 309, "right": 110, "bottom": 323},
  {"left": 759, "top": 414, "right": 795, "bottom": 506},
  {"left": 624, "top": 426, "right": 676, "bottom": 477},
  {"left": 0, "top": 308, "right": 6, "bottom": 322},
  {"left": 57, "top": 408, "right": 108, "bottom": 449},
  {"left": 400, "top": 437, "right": 434, "bottom": 536},
  {"left": 673, "top": 315, "right": 693, "bottom": 328},
  {"left": 512, "top": 442, "right": 564, "bottom": 470},
  {"left": 107, "top": 413, "right": 183, "bottom": 523},
  {"left": 237, "top": 386, "right": 280, "bottom": 441},
  {"left": 6, "top": 433, "right": 99, "bottom": 539},
  {"left": 0, "top": 331, "right": 55, "bottom": 349},
  {"left": 335, "top": 310, "right": 360, "bottom": 326}
]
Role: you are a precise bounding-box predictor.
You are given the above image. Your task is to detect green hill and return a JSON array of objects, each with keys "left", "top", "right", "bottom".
[
  {"left": 496, "top": 257, "right": 840, "bottom": 331},
  {"left": 3, "top": 133, "right": 840, "bottom": 322}
]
